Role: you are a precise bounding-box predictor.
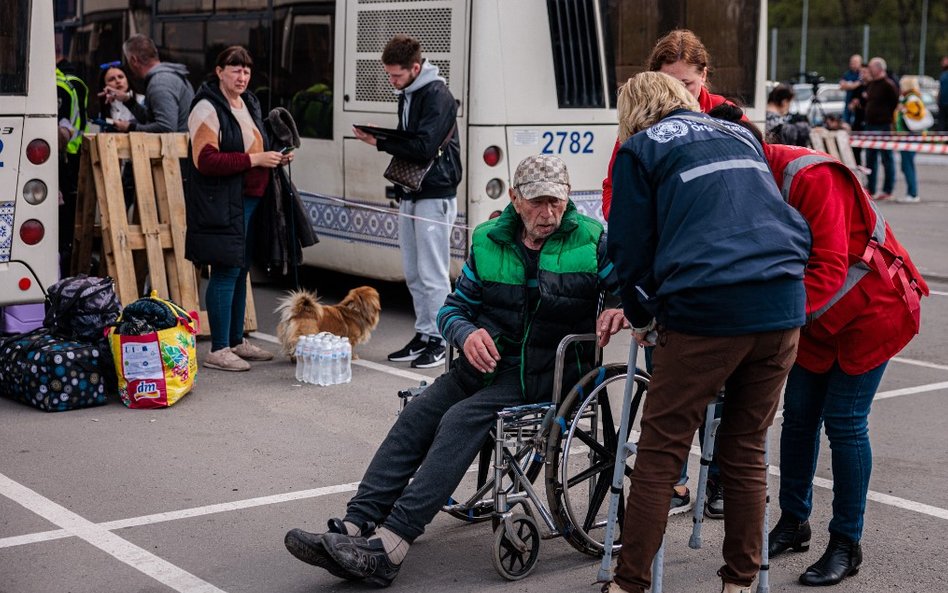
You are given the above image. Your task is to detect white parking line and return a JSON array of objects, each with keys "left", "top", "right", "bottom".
[{"left": 0, "top": 473, "right": 229, "bottom": 593}]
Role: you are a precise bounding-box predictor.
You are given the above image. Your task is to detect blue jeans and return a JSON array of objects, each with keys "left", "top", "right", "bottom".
[
  {"left": 778, "top": 361, "right": 888, "bottom": 542},
  {"left": 899, "top": 151, "right": 917, "bottom": 197},
  {"left": 865, "top": 123, "right": 895, "bottom": 195},
  {"left": 206, "top": 197, "right": 260, "bottom": 351}
]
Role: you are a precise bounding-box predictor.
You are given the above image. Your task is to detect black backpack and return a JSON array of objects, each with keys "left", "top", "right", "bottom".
[{"left": 44, "top": 275, "right": 121, "bottom": 342}]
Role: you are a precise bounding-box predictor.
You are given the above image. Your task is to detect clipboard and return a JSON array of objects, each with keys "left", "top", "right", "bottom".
[{"left": 354, "top": 124, "right": 416, "bottom": 141}]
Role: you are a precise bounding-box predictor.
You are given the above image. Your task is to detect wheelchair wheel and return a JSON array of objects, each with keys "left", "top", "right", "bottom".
[
  {"left": 545, "top": 363, "right": 649, "bottom": 556},
  {"left": 492, "top": 514, "right": 540, "bottom": 580},
  {"left": 445, "top": 430, "right": 544, "bottom": 523}
]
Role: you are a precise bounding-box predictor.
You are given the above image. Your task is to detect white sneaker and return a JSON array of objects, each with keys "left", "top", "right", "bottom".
[
  {"left": 895, "top": 194, "right": 921, "bottom": 204},
  {"left": 232, "top": 338, "right": 274, "bottom": 361}
]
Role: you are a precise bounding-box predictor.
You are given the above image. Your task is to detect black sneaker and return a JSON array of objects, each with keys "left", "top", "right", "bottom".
[
  {"left": 704, "top": 478, "right": 724, "bottom": 519},
  {"left": 411, "top": 339, "right": 446, "bottom": 369},
  {"left": 321, "top": 532, "right": 402, "bottom": 588},
  {"left": 388, "top": 333, "right": 427, "bottom": 362},
  {"left": 284, "top": 528, "right": 363, "bottom": 581}
]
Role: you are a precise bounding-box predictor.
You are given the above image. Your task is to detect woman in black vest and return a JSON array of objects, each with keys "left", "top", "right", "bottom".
[{"left": 186, "top": 46, "right": 289, "bottom": 371}]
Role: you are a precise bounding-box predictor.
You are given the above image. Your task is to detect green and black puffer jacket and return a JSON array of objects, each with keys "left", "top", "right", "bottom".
[{"left": 438, "top": 201, "right": 618, "bottom": 402}]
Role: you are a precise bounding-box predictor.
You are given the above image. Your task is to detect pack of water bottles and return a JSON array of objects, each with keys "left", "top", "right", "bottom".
[{"left": 294, "top": 333, "right": 352, "bottom": 386}]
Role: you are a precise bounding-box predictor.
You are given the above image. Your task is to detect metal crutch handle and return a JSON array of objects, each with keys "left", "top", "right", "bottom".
[{"left": 596, "top": 341, "right": 641, "bottom": 582}]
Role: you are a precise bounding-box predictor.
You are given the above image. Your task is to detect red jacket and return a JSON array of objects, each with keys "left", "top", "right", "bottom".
[
  {"left": 765, "top": 144, "right": 928, "bottom": 374},
  {"left": 601, "top": 88, "right": 735, "bottom": 220}
]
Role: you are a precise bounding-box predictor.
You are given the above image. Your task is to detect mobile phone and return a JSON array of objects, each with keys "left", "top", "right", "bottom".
[{"left": 280, "top": 146, "right": 295, "bottom": 154}]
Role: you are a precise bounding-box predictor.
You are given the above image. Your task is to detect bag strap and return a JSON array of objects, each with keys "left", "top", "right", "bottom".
[{"left": 435, "top": 122, "right": 457, "bottom": 156}]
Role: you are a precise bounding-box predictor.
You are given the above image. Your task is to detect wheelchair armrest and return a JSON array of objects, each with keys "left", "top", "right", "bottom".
[
  {"left": 396, "top": 381, "right": 429, "bottom": 413},
  {"left": 552, "top": 333, "right": 600, "bottom": 405}
]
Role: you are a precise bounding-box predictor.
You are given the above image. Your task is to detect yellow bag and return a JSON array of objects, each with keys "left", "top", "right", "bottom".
[{"left": 107, "top": 291, "right": 199, "bottom": 408}]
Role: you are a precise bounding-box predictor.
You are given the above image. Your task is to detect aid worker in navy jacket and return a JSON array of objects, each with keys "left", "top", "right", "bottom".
[{"left": 603, "top": 72, "right": 812, "bottom": 593}]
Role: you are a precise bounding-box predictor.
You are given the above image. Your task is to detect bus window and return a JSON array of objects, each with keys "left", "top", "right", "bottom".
[
  {"left": 285, "top": 13, "right": 335, "bottom": 139},
  {"left": 546, "top": 0, "right": 606, "bottom": 108},
  {"left": 602, "top": 0, "right": 761, "bottom": 108},
  {"left": 0, "top": 0, "right": 29, "bottom": 93}
]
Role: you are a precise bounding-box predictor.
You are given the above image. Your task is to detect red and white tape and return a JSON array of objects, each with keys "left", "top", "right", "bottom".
[
  {"left": 850, "top": 132, "right": 948, "bottom": 143},
  {"left": 849, "top": 137, "right": 948, "bottom": 154}
]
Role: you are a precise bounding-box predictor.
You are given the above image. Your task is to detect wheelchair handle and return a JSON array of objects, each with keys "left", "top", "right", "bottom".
[{"left": 552, "top": 333, "right": 600, "bottom": 405}]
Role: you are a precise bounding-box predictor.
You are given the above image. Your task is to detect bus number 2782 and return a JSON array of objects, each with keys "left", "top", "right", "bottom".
[{"left": 541, "top": 131, "right": 594, "bottom": 155}]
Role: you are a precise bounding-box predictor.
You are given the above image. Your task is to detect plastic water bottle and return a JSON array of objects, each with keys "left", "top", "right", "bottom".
[
  {"left": 294, "top": 338, "right": 305, "bottom": 382},
  {"left": 302, "top": 336, "right": 315, "bottom": 384},
  {"left": 330, "top": 337, "right": 341, "bottom": 385},
  {"left": 341, "top": 337, "right": 352, "bottom": 383},
  {"left": 310, "top": 337, "right": 322, "bottom": 385},
  {"left": 318, "top": 338, "right": 333, "bottom": 386}
]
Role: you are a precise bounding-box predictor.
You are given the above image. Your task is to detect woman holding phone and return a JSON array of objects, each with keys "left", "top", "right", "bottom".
[{"left": 186, "top": 45, "right": 291, "bottom": 372}]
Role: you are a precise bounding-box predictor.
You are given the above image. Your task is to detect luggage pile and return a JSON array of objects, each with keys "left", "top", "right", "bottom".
[{"left": 0, "top": 275, "right": 120, "bottom": 412}]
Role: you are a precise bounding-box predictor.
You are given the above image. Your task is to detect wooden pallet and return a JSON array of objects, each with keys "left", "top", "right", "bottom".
[
  {"left": 71, "top": 132, "right": 256, "bottom": 335},
  {"left": 809, "top": 128, "right": 868, "bottom": 185}
]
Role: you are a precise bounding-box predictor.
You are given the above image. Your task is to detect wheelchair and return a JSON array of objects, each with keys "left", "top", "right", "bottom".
[{"left": 398, "top": 333, "right": 650, "bottom": 580}]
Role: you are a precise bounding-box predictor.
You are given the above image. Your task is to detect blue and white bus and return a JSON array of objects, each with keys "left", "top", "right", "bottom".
[
  {"left": 56, "top": 0, "right": 768, "bottom": 282},
  {"left": 0, "top": 0, "right": 59, "bottom": 305}
]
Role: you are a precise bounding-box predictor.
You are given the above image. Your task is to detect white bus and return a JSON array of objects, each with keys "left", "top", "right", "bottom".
[
  {"left": 0, "top": 0, "right": 59, "bottom": 305},
  {"left": 57, "top": 0, "right": 767, "bottom": 281}
]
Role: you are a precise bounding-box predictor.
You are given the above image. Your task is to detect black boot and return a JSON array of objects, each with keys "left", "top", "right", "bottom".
[
  {"left": 799, "top": 533, "right": 862, "bottom": 586},
  {"left": 768, "top": 514, "right": 811, "bottom": 557}
]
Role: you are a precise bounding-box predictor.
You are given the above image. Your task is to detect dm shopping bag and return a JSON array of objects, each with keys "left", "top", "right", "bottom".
[{"left": 107, "top": 291, "right": 199, "bottom": 409}]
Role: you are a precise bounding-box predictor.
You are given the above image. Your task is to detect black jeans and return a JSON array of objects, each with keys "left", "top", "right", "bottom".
[{"left": 346, "top": 364, "right": 523, "bottom": 542}]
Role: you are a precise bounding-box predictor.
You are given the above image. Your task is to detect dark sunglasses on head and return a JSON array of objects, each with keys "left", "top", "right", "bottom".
[{"left": 99, "top": 60, "right": 122, "bottom": 70}]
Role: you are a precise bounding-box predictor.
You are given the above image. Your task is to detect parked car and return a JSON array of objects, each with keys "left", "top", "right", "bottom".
[{"left": 790, "top": 83, "right": 845, "bottom": 126}]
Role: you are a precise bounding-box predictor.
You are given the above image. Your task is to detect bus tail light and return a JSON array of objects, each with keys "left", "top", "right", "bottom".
[
  {"left": 489, "top": 210, "right": 502, "bottom": 220},
  {"left": 26, "top": 139, "right": 51, "bottom": 165},
  {"left": 19, "top": 219, "right": 45, "bottom": 245},
  {"left": 23, "top": 180, "right": 48, "bottom": 205},
  {"left": 18, "top": 277, "right": 32, "bottom": 291},
  {"left": 486, "top": 178, "right": 505, "bottom": 199},
  {"left": 483, "top": 146, "right": 502, "bottom": 166}
]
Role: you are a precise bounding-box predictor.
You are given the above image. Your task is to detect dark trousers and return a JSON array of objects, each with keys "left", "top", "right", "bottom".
[
  {"left": 779, "top": 361, "right": 888, "bottom": 542},
  {"left": 614, "top": 328, "right": 800, "bottom": 592},
  {"left": 346, "top": 365, "right": 523, "bottom": 542}
]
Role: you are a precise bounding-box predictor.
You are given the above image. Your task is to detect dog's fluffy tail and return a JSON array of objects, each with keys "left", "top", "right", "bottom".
[{"left": 275, "top": 289, "right": 322, "bottom": 322}]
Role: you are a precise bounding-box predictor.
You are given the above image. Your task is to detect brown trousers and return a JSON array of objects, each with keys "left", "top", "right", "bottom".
[{"left": 613, "top": 328, "right": 800, "bottom": 592}]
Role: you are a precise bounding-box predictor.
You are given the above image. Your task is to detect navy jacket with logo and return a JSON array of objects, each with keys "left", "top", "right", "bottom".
[{"left": 607, "top": 110, "right": 811, "bottom": 336}]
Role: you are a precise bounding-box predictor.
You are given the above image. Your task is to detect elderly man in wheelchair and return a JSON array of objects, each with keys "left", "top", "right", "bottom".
[{"left": 284, "top": 154, "right": 627, "bottom": 587}]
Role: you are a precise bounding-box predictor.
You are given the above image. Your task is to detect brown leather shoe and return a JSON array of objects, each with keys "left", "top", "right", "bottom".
[{"left": 231, "top": 339, "right": 274, "bottom": 361}]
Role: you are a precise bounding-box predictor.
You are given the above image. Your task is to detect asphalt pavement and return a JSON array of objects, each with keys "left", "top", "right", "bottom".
[{"left": 1, "top": 158, "right": 947, "bottom": 593}]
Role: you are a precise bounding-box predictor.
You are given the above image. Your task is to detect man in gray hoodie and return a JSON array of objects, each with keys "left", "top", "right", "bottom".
[
  {"left": 353, "top": 35, "right": 462, "bottom": 370},
  {"left": 117, "top": 34, "right": 195, "bottom": 133}
]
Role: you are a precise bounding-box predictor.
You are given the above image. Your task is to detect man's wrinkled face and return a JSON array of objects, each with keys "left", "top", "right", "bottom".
[
  {"left": 511, "top": 192, "right": 567, "bottom": 245},
  {"left": 384, "top": 63, "right": 421, "bottom": 90}
]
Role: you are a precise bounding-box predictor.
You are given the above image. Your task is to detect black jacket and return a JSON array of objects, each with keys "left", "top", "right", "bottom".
[
  {"left": 376, "top": 67, "right": 462, "bottom": 200},
  {"left": 185, "top": 81, "right": 269, "bottom": 267}
]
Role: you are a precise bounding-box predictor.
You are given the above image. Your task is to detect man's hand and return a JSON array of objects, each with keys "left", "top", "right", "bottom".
[
  {"left": 113, "top": 120, "right": 131, "bottom": 132},
  {"left": 463, "top": 328, "right": 500, "bottom": 373},
  {"left": 596, "top": 308, "right": 629, "bottom": 348},
  {"left": 352, "top": 126, "right": 378, "bottom": 146}
]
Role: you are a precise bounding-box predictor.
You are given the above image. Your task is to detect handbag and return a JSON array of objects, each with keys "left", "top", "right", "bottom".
[{"left": 383, "top": 124, "right": 456, "bottom": 192}]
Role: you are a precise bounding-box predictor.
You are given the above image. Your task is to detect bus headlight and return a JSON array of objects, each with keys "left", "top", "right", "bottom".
[
  {"left": 23, "top": 179, "right": 48, "bottom": 205},
  {"left": 486, "top": 178, "right": 505, "bottom": 199},
  {"left": 19, "top": 219, "right": 45, "bottom": 245}
]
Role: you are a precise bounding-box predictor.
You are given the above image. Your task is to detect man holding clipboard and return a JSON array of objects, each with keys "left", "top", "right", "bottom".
[{"left": 353, "top": 34, "right": 462, "bottom": 369}]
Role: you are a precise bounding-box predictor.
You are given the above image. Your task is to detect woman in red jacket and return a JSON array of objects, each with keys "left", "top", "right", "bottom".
[
  {"left": 710, "top": 103, "right": 928, "bottom": 587},
  {"left": 601, "top": 29, "right": 740, "bottom": 221}
]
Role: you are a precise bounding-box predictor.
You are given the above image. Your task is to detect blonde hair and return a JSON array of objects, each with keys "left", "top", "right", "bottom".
[
  {"left": 899, "top": 75, "right": 920, "bottom": 94},
  {"left": 617, "top": 72, "right": 700, "bottom": 141}
]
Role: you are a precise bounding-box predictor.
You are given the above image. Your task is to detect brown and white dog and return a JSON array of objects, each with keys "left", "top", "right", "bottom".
[{"left": 275, "top": 286, "right": 381, "bottom": 360}]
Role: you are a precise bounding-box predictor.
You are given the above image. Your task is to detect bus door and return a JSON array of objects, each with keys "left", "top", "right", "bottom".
[
  {"left": 0, "top": 0, "right": 59, "bottom": 306},
  {"left": 300, "top": 0, "right": 469, "bottom": 281}
]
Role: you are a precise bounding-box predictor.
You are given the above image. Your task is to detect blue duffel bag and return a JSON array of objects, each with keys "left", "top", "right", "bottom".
[{"left": 0, "top": 329, "right": 115, "bottom": 412}]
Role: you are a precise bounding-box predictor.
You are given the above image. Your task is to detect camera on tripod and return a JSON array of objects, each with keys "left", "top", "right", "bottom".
[{"left": 799, "top": 71, "right": 825, "bottom": 95}]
